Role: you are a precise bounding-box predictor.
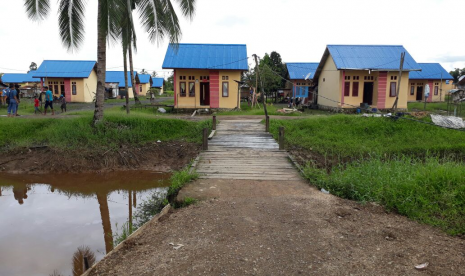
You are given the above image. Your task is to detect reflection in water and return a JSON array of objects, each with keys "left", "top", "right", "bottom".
[
  {"left": 72, "top": 246, "right": 96, "bottom": 276},
  {"left": 0, "top": 171, "right": 170, "bottom": 276}
]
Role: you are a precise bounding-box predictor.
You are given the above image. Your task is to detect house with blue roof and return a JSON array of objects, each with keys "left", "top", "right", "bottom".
[
  {"left": 286, "top": 63, "right": 319, "bottom": 104},
  {"left": 137, "top": 74, "right": 153, "bottom": 97},
  {"left": 32, "top": 60, "right": 97, "bottom": 102},
  {"left": 151, "top": 77, "right": 165, "bottom": 95},
  {"left": 408, "top": 63, "right": 454, "bottom": 102},
  {"left": 1, "top": 71, "right": 41, "bottom": 97},
  {"left": 314, "top": 45, "right": 421, "bottom": 111},
  {"left": 162, "top": 43, "right": 248, "bottom": 109},
  {"left": 105, "top": 71, "right": 139, "bottom": 98}
]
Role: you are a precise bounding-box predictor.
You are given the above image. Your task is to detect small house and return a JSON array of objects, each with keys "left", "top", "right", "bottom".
[
  {"left": 286, "top": 63, "right": 319, "bottom": 105},
  {"left": 314, "top": 45, "right": 421, "bottom": 111},
  {"left": 105, "top": 71, "right": 139, "bottom": 98},
  {"left": 2, "top": 72, "right": 42, "bottom": 97},
  {"left": 32, "top": 60, "right": 97, "bottom": 102},
  {"left": 162, "top": 43, "right": 248, "bottom": 109},
  {"left": 151, "top": 77, "right": 165, "bottom": 95},
  {"left": 137, "top": 74, "right": 153, "bottom": 97},
  {"left": 408, "top": 63, "right": 455, "bottom": 102}
]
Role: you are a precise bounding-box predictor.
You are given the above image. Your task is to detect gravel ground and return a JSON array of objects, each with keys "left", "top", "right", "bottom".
[{"left": 86, "top": 179, "right": 465, "bottom": 276}]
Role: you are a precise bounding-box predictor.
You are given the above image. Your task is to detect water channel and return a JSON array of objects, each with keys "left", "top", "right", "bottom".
[{"left": 0, "top": 171, "right": 171, "bottom": 276}]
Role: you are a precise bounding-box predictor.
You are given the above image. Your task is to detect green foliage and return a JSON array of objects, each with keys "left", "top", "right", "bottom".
[
  {"left": 269, "top": 115, "right": 465, "bottom": 160},
  {"left": 175, "top": 197, "right": 198, "bottom": 208},
  {"left": 217, "top": 103, "right": 307, "bottom": 117},
  {"left": 113, "top": 221, "right": 138, "bottom": 246},
  {"left": 165, "top": 74, "right": 174, "bottom": 91},
  {"left": 133, "top": 190, "right": 167, "bottom": 228},
  {"left": 0, "top": 114, "right": 211, "bottom": 150},
  {"left": 167, "top": 167, "right": 199, "bottom": 199},
  {"left": 449, "top": 68, "right": 465, "bottom": 83},
  {"left": 303, "top": 156, "right": 465, "bottom": 235}
]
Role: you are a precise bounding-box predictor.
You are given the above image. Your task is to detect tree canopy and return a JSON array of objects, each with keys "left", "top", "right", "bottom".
[{"left": 449, "top": 68, "right": 465, "bottom": 83}]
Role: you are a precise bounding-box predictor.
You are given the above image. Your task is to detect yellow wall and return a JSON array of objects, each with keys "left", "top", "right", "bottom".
[
  {"left": 82, "top": 70, "right": 97, "bottom": 102},
  {"left": 408, "top": 79, "right": 453, "bottom": 102},
  {"left": 317, "top": 56, "right": 341, "bottom": 108},
  {"left": 43, "top": 71, "right": 97, "bottom": 103},
  {"left": 385, "top": 72, "right": 409, "bottom": 109},
  {"left": 341, "top": 71, "right": 379, "bottom": 108},
  {"left": 175, "top": 69, "right": 241, "bottom": 109},
  {"left": 139, "top": 83, "right": 151, "bottom": 97}
]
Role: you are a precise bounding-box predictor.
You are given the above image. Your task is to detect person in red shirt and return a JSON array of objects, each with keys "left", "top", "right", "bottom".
[{"left": 34, "top": 96, "right": 42, "bottom": 115}]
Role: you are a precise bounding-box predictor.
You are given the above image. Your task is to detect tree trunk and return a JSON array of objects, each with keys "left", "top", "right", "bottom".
[
  {"left": 97, "top": 193, "right": 114, "bottom": 254},
  {"left": 92, "top": 0, "right": 107, "bottom": 126},
  {"left": 124, "top": 51, "right": 130, "bottom": 114},
  {"left": 128, "top": 46, "right": 141, "bottom": 105}
]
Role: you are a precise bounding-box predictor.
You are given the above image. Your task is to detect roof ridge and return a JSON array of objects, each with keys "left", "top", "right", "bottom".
[
  {"left": 327, "top": 44, "right": 404, "bottom": 47},
  {"left": 169, "top": 43, "right": 246, "bottom": 46},
  {"left": 42, "top": 60, "right": 97, "bottom": 62}
]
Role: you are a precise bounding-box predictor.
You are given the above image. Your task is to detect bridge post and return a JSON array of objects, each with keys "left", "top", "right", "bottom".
[
  {"left": 279, "top": 127, "right": 285, "bottom": 150},
  {"left": 212, "top": 115, "right": 217, "bottom": 130},
  {"left": 265, "top": 116, "right": 270, "bottom": 132},
  {"left": 203, "top": 128, "right": 209, "bottom": 150}
]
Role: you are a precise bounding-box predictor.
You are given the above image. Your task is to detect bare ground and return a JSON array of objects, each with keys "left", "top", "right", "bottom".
[{"left": 86, "top": 179, "right": 465, "bottom": 276}]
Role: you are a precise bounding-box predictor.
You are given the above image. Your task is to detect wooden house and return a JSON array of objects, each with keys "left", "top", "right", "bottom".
[
  {"left": 32, "top": 60, "right": 97, "bottom": 102},
  {"left": 105, "top": 71, "right": 139, "bottom": 98},
  {"left": 2, "top": 72, "right": 41, "bottom": 97},
  {"left": 151, "top": 77, "right": 165, "bottom": 95},
  {"left": 313, "top": 45, "right": 421, "bottom": 111},
  {"left": 162, "top": 43, "right": 248, "bottom": 109},
  {"left": 408, "top": 63, "right": 455, "bottom": 102}
]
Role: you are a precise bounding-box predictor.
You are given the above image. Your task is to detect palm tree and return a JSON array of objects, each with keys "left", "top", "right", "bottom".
[
  {"left": 24, "top": 0, "right": 196, "bottom": 125},
  {"left": 29, "top": 62, "right": 38, "bottom": 72},
  {"left": 140, "top": 69, "right": 148, "bottom": 74}
]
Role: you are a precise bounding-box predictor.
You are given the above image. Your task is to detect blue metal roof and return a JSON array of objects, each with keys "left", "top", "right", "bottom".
[
  {"left": 286, "top": 63, "right": 319, "bottom": 80},
  {"left": 327, "top": 45, "right": 421, "bottom": 71},
  {"left": 1, "top": 71, "right": 40, "bottom": 83},
  {"left": 105, "top": 71, "right": 137, "bottom": 87},
  {"left": 162, "top": 43, "right": 248, "bottom": 70},
  {"left": 409, "top": 63, "right": 454, "bottom": 80},
  {"left": 32, "top": 60, "right": 96, "bottom": 78},
  {"left": 138, "top": 74, "right": 152, "bottom": 84},
  {"left": 151, "top": 77, "right": 164, "bottom": 88}
]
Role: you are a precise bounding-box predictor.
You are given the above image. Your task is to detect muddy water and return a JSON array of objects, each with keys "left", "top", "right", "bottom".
[{"left": 0, "top": 171, "right": 171, "bottom": 276}]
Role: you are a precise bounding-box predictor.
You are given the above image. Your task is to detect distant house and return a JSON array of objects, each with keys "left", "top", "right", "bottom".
[
  {"left": 458, "top": 76, "right": 465, "bottom": 90},
  {"left": 162, "top": 43, "right": 248, "bottom": 109},
  {"left": 408, "top": 63, "right": 454, "bottom": 102},
  {"left": 286, "top": 62, "right": 319, "bottom": 105},
  {"left": 151, "top": 77, "right": 165, "bottom": 95},
  {"left": 105, "top": 71, "right": 139, "bottom": 98},
  {"left": 32, "top": 60, "right": 97, "bottom": 102},
  {"left": 314, "top": 45, "right": 421, "bottom": 111},
  {"left": 138, "top": 74, "right": 152, "bottom": 96},
  {"left": 2, "top": 72, "right": 41, "bottom": 97}
]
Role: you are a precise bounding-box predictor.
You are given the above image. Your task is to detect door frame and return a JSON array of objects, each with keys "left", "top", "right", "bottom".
[
  {"left": 200, "top": 82, "right": 210, "bottom": 106},
  {"left": 416, "top": 86, "right": 423, "bottom": 101},
  {"left": 363, "top": 82, "right": 374, "bottom": 105}
]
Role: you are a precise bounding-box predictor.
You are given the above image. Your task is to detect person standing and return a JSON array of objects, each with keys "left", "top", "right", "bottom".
[
  {"left": 0, "top": 88, "right": 6, "bottom": 106},
  {"left": 44, "top": 86, "right": 54, "bottom": 115},
  {"left": 7, "top": 84, "right": 19, "bottom": 117},
  {"left": 60, "top": 94, "right": 67, "bottom": 113},
  {"left": 34, "top": 96, "right": 42, "bottom": 114},
  {"left": 14, "top": 84, "right": 21, "bottom": 116}
]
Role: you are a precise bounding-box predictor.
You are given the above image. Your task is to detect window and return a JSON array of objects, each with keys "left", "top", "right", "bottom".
[
  {"left": 60, "top": 84, "right": 65, "bottom": 95},
  {"left": 352, "top": 82, "right": 359, "bottom": 97},
  {"left": 344, "top": 82, "right": 350, "bottom": 96},
  {"left": 189, "top": 82, "right": 195, "bottom": 97},
  {"left": 222, "top": 76, "right": 229, "bottom": 80},
  {"left": 179, "top": 76, "right": 186, "bottom": 80},
  {"left": 434, "top": 86, "right": 439, "bottom": 95},
  {"left": 222, "top": 82, "right": 229, "bottom": 97},
  {"left": 410, "top": 86, "right": 415, "bottom": 95},
  {"left": 188, "top": 76, "right": 195, "bottom": 80},
  {"left": 390, "top": 82, "right": 396, "bottom": 97},
  {"left": 54, "top": 84, "right": 59, "bottom": 95},
  {"left": 323, "top": 78, "right": 325, "bottom": 82},
  {"left": 72, "top": 82, "right": 77, "bottom": 95},
  {"left": 180, "top": 82, "right": 186, "bottom": 97},
  {"left": 390, "top": 76, "right": 398, "bottom": 80},
  {"left": 353, "top": 76, "right": 360, "bottom": 80},
  {"left": 140, "top": 86, "right": 142, "bottom": 93}
]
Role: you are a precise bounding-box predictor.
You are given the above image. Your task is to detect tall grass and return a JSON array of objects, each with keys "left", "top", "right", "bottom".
[
  {"left": 167, "top": 167, "right": 199, "bottom": 200},
  {"left": 0, "top": 113, "right": 211, "bottom": 150},
  {"left": 270, "top": 115, "right": 465, "bottom": 160},
  {"left": 303, "top": 156, "right": 465, "bottom": 235}
]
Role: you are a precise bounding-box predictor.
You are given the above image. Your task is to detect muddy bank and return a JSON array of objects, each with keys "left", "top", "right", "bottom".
[{"left": 0, "top": 141, "right": 200, "bottom": 174}]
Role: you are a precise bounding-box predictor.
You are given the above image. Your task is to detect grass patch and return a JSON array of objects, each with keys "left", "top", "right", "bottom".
[
  {"left": 270, "top": 115, "right": 465, "bottom": 161},
  {"left": 167, "top": 167, "right": 199, "bottom": 201},
  {"left": 112, "top": 221, "right": 138, "bottom": 246},
  {"left": 217, "top": 103, "right": 322, "bottom": 116},
  {"left": 303, "top": 156, "right": 465, "bottom": 235},
  {"left": 0, "top": 112, "right": 211, "bottom": 150}
]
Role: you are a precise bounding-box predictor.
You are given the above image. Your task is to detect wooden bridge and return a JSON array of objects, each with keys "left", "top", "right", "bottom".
[{"left": 196, "top": 119, "right": 301, "bottom": 181}]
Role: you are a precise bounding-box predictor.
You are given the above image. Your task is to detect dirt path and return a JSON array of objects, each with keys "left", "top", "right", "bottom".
[{"left": 85, "top": 119, "right": 465, "bottom": 276}]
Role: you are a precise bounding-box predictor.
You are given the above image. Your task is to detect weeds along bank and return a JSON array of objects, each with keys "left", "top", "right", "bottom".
[
  {"left": 270, "top": 115, "right": 465, "bottom": 235},
  {"left": 0, "top": 113, "right": 211, "bottom": 173}
]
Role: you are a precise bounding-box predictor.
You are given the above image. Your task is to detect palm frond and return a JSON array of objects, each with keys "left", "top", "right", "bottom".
[
  {"left": 175, "top": 0, "right": 195, "bottom": 20},
  {"left": 24, "top": 0, "right": 50, "bottom": 21},
  {"left": 58, "top": 0, "right": 86, "bottom": 51},
  {"left": 99, "top": 0, "right": 124, "bottom": 45}
]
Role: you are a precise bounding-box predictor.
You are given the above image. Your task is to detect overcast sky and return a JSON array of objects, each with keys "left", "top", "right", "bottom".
[{"left": 1, "top": 0, "right": 464, "bottom": 79}]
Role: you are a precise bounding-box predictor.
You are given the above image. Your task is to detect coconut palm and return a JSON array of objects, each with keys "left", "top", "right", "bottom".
[{"left": 24, "top": 0, "right": 196, "bottom": 124}]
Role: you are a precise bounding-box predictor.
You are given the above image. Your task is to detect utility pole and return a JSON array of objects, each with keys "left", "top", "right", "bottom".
[
  {"left": 253, "top": 54, "right": 268, "bottom": 117},
  {"left": 392, "top": 52, "right": 405, "bottom": 113}
]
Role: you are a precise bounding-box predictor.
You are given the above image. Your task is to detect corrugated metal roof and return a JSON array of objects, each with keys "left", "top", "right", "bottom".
[
  {"left": 162, "top": 43, "right": 248, "bottom": 70},
  {"left": 1, "top": 71, "right": 40, "bottom": 83},
  {"left": 105, "top": 71, "right": 137, "bottom": 87},
  {"left": 138, "top": 74, "right": 152, "bottom": 84},
  {"left": 327, "top": 45, "right": 421, "bottom": 71},
  {"left": 409, "top": 63, "right": 454, "bottom": 80},
  {"left": 286, "top": 63, "right": 319, "bottom": 80},
  {"left": 32, "top": 60, "right": 96, "bottom": 78},
  {"left": 151, "top": 77, "right": 164, "bottom": 88}
]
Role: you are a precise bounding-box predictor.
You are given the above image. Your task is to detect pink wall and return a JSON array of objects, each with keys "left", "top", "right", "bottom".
[
  {"left": 209, "top": 71, "right": 220, "bottom": 108},
  {"left": 64, "top": 79, "right": 72, "bottom": 102},
  {"left": 377, "top": 72, "right": 387, "bottom": 109},
  {"left": 428, "top": 80, "right": 434, "bottom": 102}
]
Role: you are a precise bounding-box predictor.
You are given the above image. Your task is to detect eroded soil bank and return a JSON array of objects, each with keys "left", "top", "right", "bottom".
[{"left": 0, "top": 141, "right": 200, "bottom": 174}]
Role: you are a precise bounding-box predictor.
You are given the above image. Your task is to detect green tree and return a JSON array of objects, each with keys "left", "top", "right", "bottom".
[
  {"left": 165, "top": 73, "right": 174, "bottom": 91},
  {"left": 449, "top": 68, "right": 465, "bottom": 83},
  {"left": 140, "top": 69, "right": 148, "bottom": 74},
  {"left": 151, "top": 71, "right": 157, "bottom": 77},
  {"left": 29, "top": 62, "right": 38, "bottom": 72}
]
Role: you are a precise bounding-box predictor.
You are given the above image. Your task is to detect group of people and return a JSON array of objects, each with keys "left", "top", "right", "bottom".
[{"left": 1, "top": 84, "right": 67, "bottom": 116}]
